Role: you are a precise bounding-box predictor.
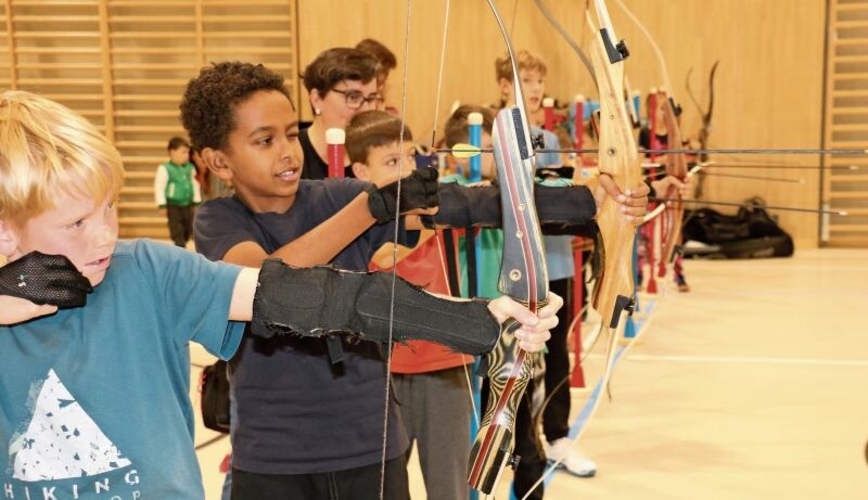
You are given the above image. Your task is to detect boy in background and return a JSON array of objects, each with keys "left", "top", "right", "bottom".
[
  {"left": 352, "top": 106, "right": 648, "bottom": 499},
  {"left": 155, "top": 136, "right": 201, "bottom": 247},
  {"left": 349, "top": 110, "right": 477, "bottom": 500}
]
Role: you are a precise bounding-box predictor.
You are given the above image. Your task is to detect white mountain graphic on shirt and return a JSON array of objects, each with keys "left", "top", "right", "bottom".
[{"left": 9, "top": 369, "right": 132, "bottom": 481}]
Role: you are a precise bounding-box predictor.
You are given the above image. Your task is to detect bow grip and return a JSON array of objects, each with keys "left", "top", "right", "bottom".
[{"left": 467, "top": 314, "right": 540, "bottom": 494}]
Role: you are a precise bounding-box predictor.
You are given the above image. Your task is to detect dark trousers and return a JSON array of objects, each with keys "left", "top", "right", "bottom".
[
  {"left": 542, "top": 277, "right": 573, "bottom": 442},
  {"left": 231, "top": 457, "right": 410, "bottom": 500},
  {"left": 166, "top": 204, "right": 194, "bottom": 247}
]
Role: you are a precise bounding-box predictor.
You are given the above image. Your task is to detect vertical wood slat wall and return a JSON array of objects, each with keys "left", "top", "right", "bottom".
[
  {"left": 1, "top": 0, "right": 299, "bottom": 240},
  {"left": 824, "top": 0, "right": 868, "bottom": 246}
]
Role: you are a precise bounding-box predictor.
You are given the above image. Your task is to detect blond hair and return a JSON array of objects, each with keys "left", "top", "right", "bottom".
[
  {"left": 0, "top": 91, "right": 124, "bottom": 227},
  {"left": 494, "top": 50, "right": 547, "bottom": 82}
]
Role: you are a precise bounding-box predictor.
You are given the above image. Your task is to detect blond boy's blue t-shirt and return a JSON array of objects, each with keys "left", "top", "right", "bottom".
[{"left": 0, "top": 239, "right": 244, "bottom": 499}]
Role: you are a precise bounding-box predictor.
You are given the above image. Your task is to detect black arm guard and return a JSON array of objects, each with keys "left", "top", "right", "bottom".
[
  {"left": 427, "top": 182, "right": 598, "bottom": 236},
  {"left": 251, "top": 259, "right": 500, "bottom": 355}
]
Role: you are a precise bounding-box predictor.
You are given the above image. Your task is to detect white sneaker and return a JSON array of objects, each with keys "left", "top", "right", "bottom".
[{"left": 544, "top": 437, "right": 597, "bottom": 477}]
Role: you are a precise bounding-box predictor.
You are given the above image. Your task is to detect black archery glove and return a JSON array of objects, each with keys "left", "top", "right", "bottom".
[
  {"left": 367, "top": 166, "right": 440, "bottom": 224},
  {"left": 0, "top": 251, "right": 93, "bottom": 308}
]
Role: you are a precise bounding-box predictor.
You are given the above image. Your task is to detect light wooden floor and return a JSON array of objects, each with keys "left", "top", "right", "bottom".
[{"left": 191, "top": 248, "right": 868, "bottom": 499}]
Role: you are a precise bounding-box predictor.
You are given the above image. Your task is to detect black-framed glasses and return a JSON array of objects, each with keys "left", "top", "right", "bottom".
[{"left": 331, "top": 88, "right": 385, "bottom": 110}]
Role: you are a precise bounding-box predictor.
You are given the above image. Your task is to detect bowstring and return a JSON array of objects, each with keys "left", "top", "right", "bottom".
[
  {"left": 380, "top": 0, "right": 414, "bottom": 497},
  {"left": 427, "top": 0, "right": 482, "bottom": 427},
  {"left": 429, "top": 0, "right": 451, "bottom": 151}
]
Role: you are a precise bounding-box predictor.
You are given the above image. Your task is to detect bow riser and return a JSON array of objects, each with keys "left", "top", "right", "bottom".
[
  {"left": 467, "top": 327, "right": 533, "bottom": 493},
  {"left": 494, "top": 110, "right": 549, "bottom": 302},
  {"left": 467, "top": 106, "right": 549, "bottom": 495},
  {"left": 590, "top": 33, "right": 641, "bottom": 327},
  {"left": 468, "top": 1, "right": 550, "bottom": 493}
]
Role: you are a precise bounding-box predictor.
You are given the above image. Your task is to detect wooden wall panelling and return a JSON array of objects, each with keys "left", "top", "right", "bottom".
[
  {"left": 0, "top": 1, "right": 302, "bottom": 241},
  {"left": 11, "top": 1, "right": 106, "bottom": 135},
  {"left": 200, "top": 0, "right": 299, "bottom": 106},
  {"left": 0, "top": 1, "right": 837, "bottom": 248},
  {"left": 108, "top": 0, "right": 198, "bottom": 238},
  {"left": 105, "top": 0, "right": 298, "bottom": 239},
  {"left": 610, "top": 1, "right": 827, "bottom": 250},
  {"left": 823, "top": 0, "right": 868, "bottom": 247},
  {"left": 1, "top": 1, "right": 13, "bottom": 90},
  {"left": 296, "top": 0, "right": 828, "bottom": 248}
]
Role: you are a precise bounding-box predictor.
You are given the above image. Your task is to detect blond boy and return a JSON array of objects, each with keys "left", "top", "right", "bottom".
[{"left": 0, "top": 91, "right": 557, "bottom": 499}]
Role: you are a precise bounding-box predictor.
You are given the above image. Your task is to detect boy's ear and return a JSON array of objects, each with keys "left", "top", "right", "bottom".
[
  {"left": 0, "top": 220, "right": 19, "bottom": 258},
  {"left": 200, "top": 148, "right": 233, "bottom": 181},
  {"left": 351, "top": 161, "right": 370, "bottom": 182}
]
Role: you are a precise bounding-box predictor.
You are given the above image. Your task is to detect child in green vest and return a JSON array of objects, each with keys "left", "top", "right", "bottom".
[{"left": 155, "top": 136, "right": 202, "bottom": 247}]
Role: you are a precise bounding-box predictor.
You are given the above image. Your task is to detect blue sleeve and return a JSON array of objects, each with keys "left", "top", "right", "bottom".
[{"left": 132, "top": 240, "right": 245, "bottom": 359}]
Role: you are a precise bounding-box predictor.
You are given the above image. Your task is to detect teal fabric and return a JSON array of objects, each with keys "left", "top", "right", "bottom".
[{"left": 0, "top": 240, "right": 244, "bottom": 499}]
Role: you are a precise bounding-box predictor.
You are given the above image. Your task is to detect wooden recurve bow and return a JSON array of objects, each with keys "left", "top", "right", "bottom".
[
  {"left": 586, "top": 0, "right": 641, "bottom": 407},
  {"left": 466, "top": 0, "right": 549, "bottom": 495}
]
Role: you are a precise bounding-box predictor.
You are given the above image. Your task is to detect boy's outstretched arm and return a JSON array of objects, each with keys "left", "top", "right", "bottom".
[
  {"left": 219, "top": 169, "right": 439, "bottom": 268},
  {"left": 226, "top": 262, "right": 555, "bottom": 353},
  {"left": 223, "top": 194, "right": 377, "bottom": 268},
  {"left": 409, "top": 182, "right": 599, "bottom": 235}
]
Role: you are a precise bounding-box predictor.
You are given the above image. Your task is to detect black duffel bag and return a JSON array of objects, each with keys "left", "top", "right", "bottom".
[{"left": 682, "top": 198, "right": 794, "bottom": 259}]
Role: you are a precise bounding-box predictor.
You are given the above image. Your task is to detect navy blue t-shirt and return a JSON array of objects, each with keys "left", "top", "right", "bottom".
[{"left": 194, "top": 178, "right": 411, "bottom": 474}]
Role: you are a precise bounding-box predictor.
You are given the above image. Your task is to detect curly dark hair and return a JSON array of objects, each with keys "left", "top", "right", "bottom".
[
  {"left": 180, "top": 62, "right": 293, "bottom": 151},
  {"left": 301, "top": 48, "right": 379, "bottom": 95}
]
